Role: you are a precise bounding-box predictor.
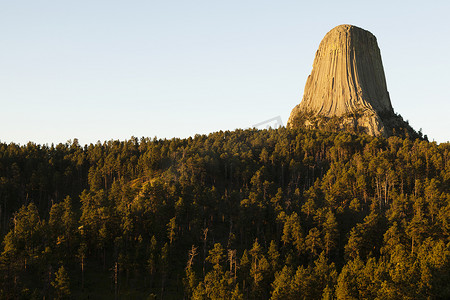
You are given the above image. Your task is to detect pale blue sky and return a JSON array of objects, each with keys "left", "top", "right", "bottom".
[{"left": 1, "top": 1, "right": 449, "bottom": 145}]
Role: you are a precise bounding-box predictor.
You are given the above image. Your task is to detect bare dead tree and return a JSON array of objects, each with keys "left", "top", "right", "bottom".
[
  {"left": 228, "top": 249, "right": 237, "bottom": 282},
  {"left": 187, "top": 245, "right": 198, "bottom": 270},
  {"left": 202, "top": 228, "right": 208, "bottom": 277}
]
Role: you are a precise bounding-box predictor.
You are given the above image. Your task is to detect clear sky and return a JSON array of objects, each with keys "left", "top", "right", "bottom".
[{"left": 1, "top": 1, "right": 449, "bottom": 145}]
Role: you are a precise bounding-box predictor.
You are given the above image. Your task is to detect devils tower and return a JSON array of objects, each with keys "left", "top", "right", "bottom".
[{"left": 288, "top": 24, "right": 416, "bottom": 137}]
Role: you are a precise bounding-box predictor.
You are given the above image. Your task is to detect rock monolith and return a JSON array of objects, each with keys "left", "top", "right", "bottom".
[{"left": 288, "top": 24, "right": 416, "bottom": 137}]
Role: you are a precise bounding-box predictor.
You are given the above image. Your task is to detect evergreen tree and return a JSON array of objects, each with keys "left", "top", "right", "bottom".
[{"left": 52, "top": 265, "right": 71, "bottom": 299}]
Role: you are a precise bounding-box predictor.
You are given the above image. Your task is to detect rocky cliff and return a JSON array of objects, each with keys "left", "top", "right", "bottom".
[{"left": 288, "top": 25, "right": 417, "bottom": 137}]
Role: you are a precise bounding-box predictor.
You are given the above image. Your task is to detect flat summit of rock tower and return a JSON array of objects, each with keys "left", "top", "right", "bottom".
[{"left": 288, "top": 24, "right": 417, "bottom": 137}]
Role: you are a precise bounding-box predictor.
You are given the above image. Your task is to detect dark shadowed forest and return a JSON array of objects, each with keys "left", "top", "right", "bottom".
[{"left": 0, "top": 128, "right": 449, "bottom": 299}]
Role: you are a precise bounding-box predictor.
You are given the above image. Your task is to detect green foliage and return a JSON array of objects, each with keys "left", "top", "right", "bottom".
[
  {"left": 0, "top": 129, "right": 448, "bottom": 298},
  {"left": 270, "top": 265, "right": 293, "bottom": 300},
  {"left": 52, "top": 265, "right": 71, "bottom": 299}
]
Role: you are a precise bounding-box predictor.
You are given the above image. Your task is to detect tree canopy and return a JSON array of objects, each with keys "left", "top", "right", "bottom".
[{"left": 0, "top": 128, "right": 449, "bottom": 299}]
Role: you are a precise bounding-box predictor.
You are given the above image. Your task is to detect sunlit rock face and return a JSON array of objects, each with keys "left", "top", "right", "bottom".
[{"left": 288, "top": 25, "right": 413, "bottom": 137}]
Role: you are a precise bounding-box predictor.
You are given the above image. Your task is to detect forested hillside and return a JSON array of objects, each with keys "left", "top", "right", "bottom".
[{"left": 0, "top": 128, "right": 449, "bottom": 299}]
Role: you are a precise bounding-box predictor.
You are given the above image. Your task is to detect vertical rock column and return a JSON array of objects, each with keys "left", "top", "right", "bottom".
[{"left": 288, "top": 24, "right": 396, "bottom": 136}]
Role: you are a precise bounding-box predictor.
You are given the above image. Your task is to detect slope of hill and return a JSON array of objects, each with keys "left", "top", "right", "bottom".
[{"left": 0, "top": 128, "right": 449, "bottom": 299}]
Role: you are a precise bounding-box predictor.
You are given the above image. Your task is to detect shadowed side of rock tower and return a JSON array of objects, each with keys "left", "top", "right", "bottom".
[{"left": 288, "top": 24, "right": 418, "bottom": 138}]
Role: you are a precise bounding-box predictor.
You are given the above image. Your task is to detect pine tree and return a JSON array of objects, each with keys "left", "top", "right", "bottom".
[
  {"left": 322, "top": 210, "right": 338, "bottom": 255},
  {"left": 270, "top": 266, "right": 293, "bottom": 300},
  {"left": 52, "top": 265, "right": 70, "bottom": 299}
]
